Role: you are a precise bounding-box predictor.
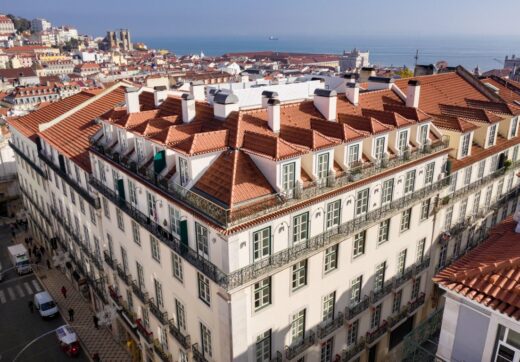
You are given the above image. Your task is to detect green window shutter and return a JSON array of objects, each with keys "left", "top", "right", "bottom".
[
  {"left": 179, "top": 220, "right": 188, "bottom": 253},
  {"left": 445, "top": 160, "right": 452, "bottom": 175},
  {"left": 154, "top": 150, "right": 166, "bottom": 174},
  {"left": 117, "top": 179, "right": 126, "bottom": 201}
]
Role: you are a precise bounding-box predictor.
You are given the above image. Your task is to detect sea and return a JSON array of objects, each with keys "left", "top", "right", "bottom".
[{"left": 138, "top": 35, "right": 520, "bottom": 71}]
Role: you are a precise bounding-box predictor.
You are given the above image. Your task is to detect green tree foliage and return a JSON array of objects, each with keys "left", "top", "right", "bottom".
[
  {"left": 63, "top": 38, "right": 80, "bottom": 51},
  {"left": 7, "top": 14, "right": 31, "bottom": 33},
  {"left": 396, "top": 67, "right": 414, "bottom": 79}
]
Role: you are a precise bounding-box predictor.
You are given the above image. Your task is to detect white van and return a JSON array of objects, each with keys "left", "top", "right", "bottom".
[{"left": 34, "top": 291, "right": 58, "bottom": 319}]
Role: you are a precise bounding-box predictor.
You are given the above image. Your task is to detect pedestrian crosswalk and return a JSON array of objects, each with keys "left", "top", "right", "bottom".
[{"left": 0, "top": 278, "right": 42, "bottom": 304}]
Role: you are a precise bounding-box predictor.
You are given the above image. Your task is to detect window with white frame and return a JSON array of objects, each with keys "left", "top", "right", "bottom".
[
  {"left": 175, "top": 299, "right": 186, "bottom": 331},
  {"left": 488, "top": 124, "right": 498, "bottom": 147},
  {"left": 374, "top": 137, "right": 385, "bottom": 160},
  {"left": 196, "top": 222, "right": 209, "bottom": 259},
  {"left": 347, "top": 143, "right": 360, "bottom": 167},
  {"left": 317, "top": 153, "right": 329, "bottom": 180},
  {"left": 131, "top": 220, "right": 141, "bottom": 245},
  {"left": 514, "top": 146, "right": 519, "bottom": 162},
  {"left": 292, "top": 213, "right": 309, "bottom": 244},
  {"left": 282, "top": 162, "right": 296, "bottom": 195},
  {"left": 351, "top": 276, "right": 362, "bottom": 304},
  {"left": 461, "top": 133, "right": 471, "bottom": 157},
  {"left": 491, "top": 154, "right": 499, "bottom": 171},
  {"left": 463, "top": 166, "right": 472, "bottom": 186},
  {"left": 324, "top": 245, "right": 338, "bottom": 273},
  {"left": 493, "top": 325, "right": 520, "bottom": 362},
  {"left": 377, "top": 219, "right": 390, "bottom": 244},
  {"left": 322, "top": 291, "right": 335, "bottom": 322},
  {"left": 398, "top": 130, "right": 408, "bottom": 154},
  {"left": 472, "top": 191, "right": 481, "bottom": 215},
  {"left": 498, "top": 178, "right": 505, "bottom": 198},
  {"left": 98, "top": 161, "right": 106, "bottom": 182},
  {"left": 478, "top": 160, "right": 486, "bottom": 179},
  {"left": 485, "top": 184, "right": 493, "bottom": 206},
  {"left": 325, "top": 200, "right": 341, "bottom": 229},
  {"left": 416, "top": 238, "right": 426, "bottom": 262},
  {"left": 511, "top": 118, "right": 519, "bottom": 138},
  {"left": 371, "top": 304, "right": 382, "bottom": 329},
  {"left": 179, "top": 157, "right": 189, "bottom": 186},
  {"left": 253, "top": 227, "right": 271, "bottom": 261},
  {"left": 374, "top": 262, "right": 386, "bottom": 291},
  {"left": 459, "top": 198, "right": 468, "bottom": 223},
  {"left": 198, "top": 273, "right": 211, "bottom": 305},
  {"left": 291, "top": 260, "right": 307, "bottom": 291},
  {"left": 425, "top": 162, "right": 435, "bottom": 185},
  {"left": 397, "top": 249, "right": 407, "bottom": 276},
  {"left": 171, "top": 252, "right": 183, "bottom": 282},
  {"left": 136, "top": 261, "right": 145, "bottom": 290},
  {"left": 255, "top": 330, "right": 271, "bottom": 362},
  {"left": 150, "top": 235, "right": 160, "bottom": 262},
  {"left": 254, "top": 277, "right": 271, "bottom": 311},
  {"left": 89, "top": 206, "right": 96, "bottom": 225},
  {"left": 419, "top": 124, "right": 428, "bottom": 145},
  {"left": 411, "top": 277, "right": 421, "bottom": 299},
  {"left": 291, "top": 309, "right": 306, "bottom": 343},
  {"left": 320, "top": 338, "right": 333, "bottom": 362},
  {"left": 404, "top": 170, "right": 416, "bottom": 194},
  {"left": 121, "top": 246, "right": 128, "bottom": 272},
  {"left": 154, "top": 279, "right": 164, "bottom": 308},
  {"left": 135, "top": 138, "right": 144, "bottom": 162},
  {"left": 353, "top": 231, "right": 366, "bottom": 257},
  {"left": 200, "top": 323, "right": 212, "bottom": 357},
  {"left": 392, "top": 290, "right": 402, "bottom": 313},
  {"left": 381, "top": 179, "right": 394, "bottom": 205},
  {"left": 168, "top": 205, "right": 181, "bottom": 235},
  {"left": 146, "top": 191, "right": 157, "bottom": 220},
  {"left": 420, "top": 198, "right": 431, "bottom": 220},
  {"left": 400, "top": 208, "right": 412, "bottom": 232},
  {"left": 449, "top": 172, "right": 458, "bottom": 194},
  {"left": 444, "top": 206, "right": 453, "bottom": 230},
  {"left": 116, "top": 208, "right": 125, "bottom": 231},
  {"left": 347, "top": 320, "right": 359, "bottom": 346},
  {"left": 128, "top": 179, "right": 137, "bottom": 205},
  {"left": 355, "top": 188, "right": 369, "bottom": 216}
]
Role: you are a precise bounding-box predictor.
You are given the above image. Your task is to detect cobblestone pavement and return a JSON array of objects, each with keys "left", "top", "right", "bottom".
[{"left": 13, "top": 226, "right": 131, "bottom": 362}]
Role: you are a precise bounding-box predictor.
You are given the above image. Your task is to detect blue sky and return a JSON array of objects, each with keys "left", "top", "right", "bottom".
[{"left": 3, "top": 0, "right": 520, "bottom": 39}]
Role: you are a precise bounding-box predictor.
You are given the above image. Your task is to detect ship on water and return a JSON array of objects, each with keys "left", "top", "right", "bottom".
[{"left": 269, "top": 35, "right": 279, "bottom": 40}]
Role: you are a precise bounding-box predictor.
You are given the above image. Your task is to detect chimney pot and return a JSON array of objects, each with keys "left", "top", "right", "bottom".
[
  {"left": 181, "top": 93, "right": 196, "bottom": 123},
  {"left": 153, "top": 85, "right": 167, "bottom": 107},
  {"left": 345, "top": 82, "right": 359, "bottom": 106},
  {"left": 406, "top": 79, "right": 421, "bottom": 108},
  {"left": 125, "top": 87, "right": 140, "bottom": 114},
  {"left": 213, "top": 93, "right": 239, "bottom": 120},
  {"left": 190, "top": 81, "right": 206, "bottom": 101},
  {"left": 261, "top": 90, "right": 279, "bottom": 108},
  {"left": 313, "top": 89, "right": 337, "bottom": 121},
  {"left": 267, "top": 98, "right": 281, "bottom": 133}
]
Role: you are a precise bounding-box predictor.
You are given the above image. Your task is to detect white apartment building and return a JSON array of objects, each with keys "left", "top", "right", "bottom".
[
  {"left": 31, "top": 18, "right": 52, "bottom": 33},
  {"left": 7, "top": 66, "right": 520, "bottom": 362}
]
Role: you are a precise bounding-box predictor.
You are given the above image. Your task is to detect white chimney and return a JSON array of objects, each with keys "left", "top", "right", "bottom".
[
  {"left": 207, "top": 89, "right": 218, "bottom": 105},
  {"left": 213, "top": 93, "right": 239, "bottom": 120},
  {"left": 181, "top": 93, "right": 196, "bottom": 124},
  {"left": 367, "top": 76, "right": 395, "bottom": 91},
  {"left": 313, "top": 89, "right": 337, "bottom": 121},
  {"left": 153, "top": 85, "right": 167, "bottom": 107},
  {"left": 125, "top": 87, "right": 140, "bottom": 114},
  {"left": 406, "top": 79, "right": 421, "bottom": 108},
  {"left": 261, "top": 90, "right": 279, "bottom": 108},
  {"left": 346, "top": 82, "right": 359, "bottom": 105},
  {"left": 267, "top": 98, "right": 281, "bottom": 133},
  {"left": 190, "top": 81, "right": 206, "bottom": 101}
]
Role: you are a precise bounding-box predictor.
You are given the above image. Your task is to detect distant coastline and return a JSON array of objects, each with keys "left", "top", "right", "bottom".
[{"left": 137, "top": 34, "right": 520, "bottom": 71}]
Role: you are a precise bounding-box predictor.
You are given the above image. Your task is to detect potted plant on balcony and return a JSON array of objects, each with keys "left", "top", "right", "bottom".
[{"left": 504, "top": 159, "right": 512, "bottom": 170}]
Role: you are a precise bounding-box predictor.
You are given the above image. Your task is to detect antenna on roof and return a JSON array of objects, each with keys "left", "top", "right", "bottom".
[{"left": 414, "top": 49, "right": 419, "bottom": 67}]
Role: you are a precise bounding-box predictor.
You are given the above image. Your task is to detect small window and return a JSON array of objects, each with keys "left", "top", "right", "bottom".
[
  {"left": 171, "top": 252, "right": 183, "bottom": 282},
  {"left": 131, "top": 220, "right": 141, "bottom": 245},
  {"left": 291, "top": 260, "right": 307, "bottom": 291},
  {"left": 377, "top": 219, "right": 390, "bottom": 244},
  {"left": 150, "top": 235, "right": 161, "bottom": 263},
  {"left": 255, "top": 330, "right": 272, "bottom": 362},
  {"left": 488, "top": 124, "right": 497, "bottom": 147},
  {"left": 355, "top": 188, "right": 369, "bottom": 216},
  {"left": 116, "top": 208, "right": 125, "bottom": 231},
  {"left": 324, "top": 245, "right": 338, "bottom": 273},
  {"left": 404, "top": 170, "right": 416, "bottom": 194},
  {"left": 424, "top": 162, "right": 435, "bottom": 185},
  {"left": 420, "top": 199, "right": 431, "bottom": 220},
  {"left": 350, "top": 276, "right": 362, "bottom": 304},
  {"left": 291, "top": 309, "right": 306, "bottom": 343},
  {"left": 400, "top": 208, "right": 412, "bottom": 232},
  {"left": 253, "top": 277, "right": 271, "bottom": 311},
  {"left": 322, "top": 292, "right": 335, "bottom": 322},
  {"left": 381, "top": 179, "right": 394, "bottom": 206},
  {"left": 292, "top": 213, "right": 309, "bottom": 244},
  {"left": 353, "top": 231, "right": 366, "bottom": 257},
  {"left": 347, "top": 320, "right": 359, "bottom": 346},
  {"left": 198, "top": 273, "right": 211, "bottom": 305},
  {"left": 392, "top": 290, "right": 402, "bottom": 313},
  {"left": 253, "top": 227, "right": 271, "bottom": 261},
  {"left": 325, "top": 200, "right": 341, "bottom": 229},
  {"left": 374, "top": 261, "right": 386, "bottom": 291}
]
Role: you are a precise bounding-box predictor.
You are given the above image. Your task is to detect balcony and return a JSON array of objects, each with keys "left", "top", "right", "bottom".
[
  {"left": 9, "top": 141, "right": 47, "bottom": 178},
  {"left": 90, "top": 177, "right": 228, "bottom": 288},
  {"left": 103, "top": 251, "right": 115, "bottom": 270},
  {"left": 192, "top": 343, "right": 209, "bottom": 362},
  {"left": 317, "top": 312, "right": 344, "bottom": 339},
  {"left": 91, "top": 134, "right": 448, "bottom": 228},
  {"left": 116, "top": 264, "right": 131, "bottom": 286},
  {"left": 168, "top": 319, "right": 191, "bottom": 350},
  {"left": 119, "top": 301, "right": 138, "bottom": 331},
  {"left": 20, "top": 187, "right": 52, "bottom": 225},
  {"left": 153, "top": 340, "right": 172, "bottom": 362},
  {"left": 371, "top": 280, "right": 394, "bottom": 304},
  {"left": 270, "top": 351, "right": 283, "bottom": 362},
  {"left": 136, "top": 318, "right": 153, "bottom": 345},
  {"left": 345, "top": 296, "right": 370, "bottom": 320},
  {"left": 394, "top": 268, "right": 414, "bottom": 290},
  {"left": 387, "top": 306, "right": 410, "bottom": 330},
  {"left": 149, "top": 298, "right": 169, "bottom": 325},
  {"left": 87, "top": 277, "right": 107, "bottom": 305},
  {"left": 342, "top": 338, "right": 366, "bottom": 362},
  {"left": 38, "top": 150, "right": 100, "bottom": 208},
  {"left": 414, "top": 256, "right": 430, "bottom": 274},
  {"left": 108, "top": 285, "right": 121, "bottom": 306},
  {"left": 90, "top": 253, "right": 104, "bottom": 271},
  {"left": 131, "top": 280, "right": 149, "bottom": 304},
  {"left": 285, "top": 331, "right": 315, "bottom": 360},
  {"left": 366, "top": 321, "right": 388, "bottom": 346},
  {"left": 408, "top": 293, "right": 426, "bottom": 315}
]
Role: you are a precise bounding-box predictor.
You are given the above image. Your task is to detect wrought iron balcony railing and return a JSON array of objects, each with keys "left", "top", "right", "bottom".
[
  {"left": 366, "top": 321, "right": 388, "bottom": 346},
  {"left": 408, "top": 293, "right": 426, "bottom": 315},
  {"left": 108, "top": 285, "right": 121, "bottom": 306},
  {"left": 38, "top": 150, "right": 100, "bottom": 209},
  {"left": 91, "top": 135, "right": 449, "bottom": 228},
  {"left": 285, "top": 331, "right": 316, "bottom": 360},
  {"left": 103, "top": 251, "right": 115, "bottom": 270},
  {"left": 168, "top": 319, "right": 191, "bottom": 350},
  {"left": 9, "top": 141, "right": 47, "bottom": 178},
  {"left": 345, "top": 296, "right": 370, "bottom": 321},
  {"left": 149, "top": 298, "right": 169, "bottom": 325},
  {"left": 153, "top": 339, "right": 172, "bottom": 362},
  {"left": 192, "top": 343, "right": 209, "bottom": 362},
  {"left": 136, "top": 318, "right": 153, "bottom": 345},
  {"left": 87, "top": 277, "right": 107, "bottom": 305},
  {"left": 116, "top": 264, "right": 131, "bottom": 286},
  {"left": 342, "top": 338, "right": 366, "bottom": 362},
  {"left": 370, "top": 280, "right": 394, "bottom": 304},
  {"left": 317, "top": 312, "right": 344, "bottom": 339},
  {"left": 20, "top": 187, "right": 52, "bottom": 225},
  {"left": 131, "top": 280, "right": 149, "bottom": 304},
  {"left": 270, "top": 351, "right": 283, "bottom": 362},
  {"left": 387, "top": 306, "right": 410, "bottom": 330}
]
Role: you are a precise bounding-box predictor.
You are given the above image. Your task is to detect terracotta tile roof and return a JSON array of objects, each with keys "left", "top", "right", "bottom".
[
  {"left": 338, "top": 113, "right": 393, "bottom": 135},
  {"left": 465, "top": 99, "right": 520, "bottom": 116},
  {"left": 279, "top": 125, "right": 339, "bottom": 150},
  {"left": 309, "top": 118, "right": 366, "bottom": 142},
  {"left": 434, "top": 217, "right": 520, "bottom": 320},
  {"left": 481, "top": 76, "right": 520, "bottom": 105},
  {"left": 241, "top": 131, "right": 305, "bottom": 160},
  {"left": 39, "top": 86, "right": 127, "bottom": 171},
  {"left": 193, "top": 150, "right": 274, "bottom": 207},
  {"left": 361, "top": 108, "right": 415, "bottom": 128},
  {"left": 382, "top": 103, "right": 432, "bottom": 122},
  {"left": 439, "top": 104, "right": 503, "bottom": 123},
  {"left": 394, "top": 71, "right": 490, "bottom": 114},
  {"left": 430, "top": 114, "right": 479, "bottom": 133},
  {"left": 173, "top": 129, "right": 229, "bottom": 156},
  {"left": 7, "top": 91, "right": 94, "bottom": 139}
]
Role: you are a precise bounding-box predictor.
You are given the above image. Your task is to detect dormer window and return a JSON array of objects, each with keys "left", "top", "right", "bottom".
[
  {"left": 104, "top": 124, "right": 113, "bottom": 143},
  {"left": 511, "top": 117, "right": 518, "bottom": 138},
  {"left": 374, "top": 137, "right": 385, "bottom": 160},
  {"left": 347, "top": 143, "right": 360, "bottom": 167},
  {"left": 179, "top": 157, "right": 189, "bottom": 186},
  {"left": 118, "top": 129, "right": 127, "bottom": 151},
  {"left": 488, "top": 124, "right": 497, "bottom": 147},
  {"left": 282, "top": 162, "right": 296, "bottom": 196},
  {"left": 419, "top": 124, "right": 428, "bottom": 145},
  {"left": 136, "top": 138, "right": 144, "bottom": 162},
  {"left": 317, "top": 153, "right": 329, "bottom": 181},
  {"left": 398, "top": 130, "right": 408, "bottom": 154},
  {"left": 461, "top": 133, "right": 471, "bottom": 158}
]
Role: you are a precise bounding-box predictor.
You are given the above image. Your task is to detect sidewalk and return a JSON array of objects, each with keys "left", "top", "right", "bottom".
[{"left": 16, "top": 228, "right": 130, "bottom": 362}]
